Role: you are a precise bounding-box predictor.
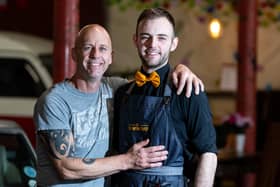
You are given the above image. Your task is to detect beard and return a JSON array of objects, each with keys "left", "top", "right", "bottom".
[{"left": 138, "top": 51, "right": 169, "bottom": 71}]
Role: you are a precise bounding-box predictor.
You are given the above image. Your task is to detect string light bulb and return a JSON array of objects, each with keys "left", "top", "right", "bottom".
[{"left": 209, "top": 18, "right": 222, "bottom": 39}]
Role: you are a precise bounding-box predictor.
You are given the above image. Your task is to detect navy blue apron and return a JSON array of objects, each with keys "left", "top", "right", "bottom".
[{"left": 117, "top": 82, "right": 187, "bottom": 187}]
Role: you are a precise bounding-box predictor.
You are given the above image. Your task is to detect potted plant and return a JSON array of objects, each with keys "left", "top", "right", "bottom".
[{"left": 221, "top": 113, "right": 253, "bottom": 155}]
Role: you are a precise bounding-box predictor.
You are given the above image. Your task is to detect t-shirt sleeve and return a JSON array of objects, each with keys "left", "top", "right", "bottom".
[
  {"left": 182, "top": 92, "right": 218, "bottom": 155},
  {"left": 34, "top": 93, "right": 70, "bottom": 131}
]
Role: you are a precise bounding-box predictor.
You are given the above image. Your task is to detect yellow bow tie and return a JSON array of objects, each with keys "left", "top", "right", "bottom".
[{"left": 134, "top": 71, "right": 160, "bottom": 88}]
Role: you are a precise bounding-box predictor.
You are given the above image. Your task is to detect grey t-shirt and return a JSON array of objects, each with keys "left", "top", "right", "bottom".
[{"left": 34, "top": 77, "right": 127, "bottom": 187}]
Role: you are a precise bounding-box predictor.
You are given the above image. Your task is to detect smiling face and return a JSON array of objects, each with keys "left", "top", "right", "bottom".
[
  {"left": 72, "top": 25, "right": 112, "bottom": 81},
  {"left": 134, "top": 17, "right": 178, "bottom": 73}
]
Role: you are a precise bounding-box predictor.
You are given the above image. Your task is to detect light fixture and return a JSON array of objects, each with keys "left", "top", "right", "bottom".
[{"left": 209, "top": 18, "right": 222, "bottom": 39}]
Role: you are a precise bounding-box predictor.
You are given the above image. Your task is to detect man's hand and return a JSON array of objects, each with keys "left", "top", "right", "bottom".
[
  {"left": 125, "top": 139, "right": 168, "bottom": 170},
  {"left": 172, "top": 64, "right": 204, "bottom": 97}
]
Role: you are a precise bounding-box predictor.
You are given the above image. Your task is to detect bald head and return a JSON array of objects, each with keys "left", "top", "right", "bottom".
[
  {"left": 74, "top": 24, "right": 112, "bottom": 50},
  {"left": 71, "top": 24, "right": 113, "bottom": 82}
]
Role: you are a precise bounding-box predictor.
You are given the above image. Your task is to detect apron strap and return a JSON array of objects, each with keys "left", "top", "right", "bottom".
[
  {"left": 163, "top": 84, "right": 171, "bottom": 105},
  {"left": 126, "top": 82, "right": 136, "bottom": 94}
]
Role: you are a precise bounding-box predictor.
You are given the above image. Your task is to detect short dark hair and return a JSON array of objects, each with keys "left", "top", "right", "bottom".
[{"left": 136, "top": 7, "right": 176, "bottom": 35}]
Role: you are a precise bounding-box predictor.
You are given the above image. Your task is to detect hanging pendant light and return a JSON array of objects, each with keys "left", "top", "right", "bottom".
[{"left": 209, "top": 18, "right": 222, "bottom": 39}]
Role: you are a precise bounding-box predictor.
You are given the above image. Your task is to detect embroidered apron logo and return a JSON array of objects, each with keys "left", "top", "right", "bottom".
[{"left": 128, "top": 123, "right": 149, "bottom": 132}]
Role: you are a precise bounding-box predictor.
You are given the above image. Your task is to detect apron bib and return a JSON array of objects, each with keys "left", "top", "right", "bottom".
[{"left": 117, "top": 83, "right": 187, "bottom": 187}]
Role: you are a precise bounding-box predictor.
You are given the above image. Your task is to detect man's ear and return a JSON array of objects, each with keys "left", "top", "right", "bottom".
[
  {"left": 109, "top": 50, "right": 114, "bottom": 65},
  {"left": 133, "top": 34, "right": 137, "bottom": 47},
  {"left": 170, "top": 37, "right": 179, "bottom": 52},
  {"left": 71, "top": 48, "right": 77, "bottom": 62}
]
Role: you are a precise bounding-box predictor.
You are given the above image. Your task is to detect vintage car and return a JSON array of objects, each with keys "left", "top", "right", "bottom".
[
  {"left": 0, "top": 120, "right": 37, "bottom": 187},
  {"left": 0, "top": 31, "right": 53, "bottom": 145}
]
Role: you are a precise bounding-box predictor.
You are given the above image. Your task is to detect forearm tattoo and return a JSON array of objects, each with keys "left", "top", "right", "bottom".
[
  {"left": 39, "top": 130, "right": 74, "bottom": 159},
  {"left": 82, "top": 158, "right": 96, "bottom": 164}
]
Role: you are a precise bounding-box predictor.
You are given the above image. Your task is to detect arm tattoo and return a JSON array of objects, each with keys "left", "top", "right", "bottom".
[
  {"left": 82, "top": 158, "right": 96, "bottom": 164},
  {"left": 39, "top": 130, "right": 74, "bottom": 159}
]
